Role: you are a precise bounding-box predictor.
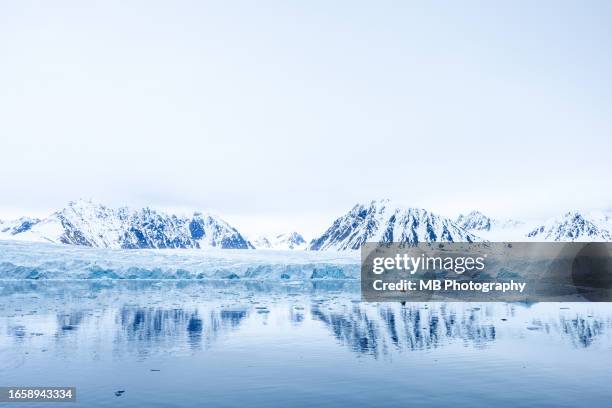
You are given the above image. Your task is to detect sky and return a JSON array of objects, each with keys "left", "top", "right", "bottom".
[{"left": 1, "top": 1, "right": 611, "bottom": 238}]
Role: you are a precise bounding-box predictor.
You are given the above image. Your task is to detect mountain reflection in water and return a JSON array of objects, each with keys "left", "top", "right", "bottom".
[
  {"left": 118, "top": 306, "right": 248, "bottom": 353},
  {"left": 310, "top": 304, "right": 497, "bottom": 356},
  {"left": 1, "top": 281, "right": 609, "bottom": 359},
  {"left": 2, "top": 281, "right": 612, "bottom": 408}
]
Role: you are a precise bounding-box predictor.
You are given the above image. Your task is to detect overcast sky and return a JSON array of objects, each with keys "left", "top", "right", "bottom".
[{"left": 1, "top": 1, "right": 611, "bottom": 238}]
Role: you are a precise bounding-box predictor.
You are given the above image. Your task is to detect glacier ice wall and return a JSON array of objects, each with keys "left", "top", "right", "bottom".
[{"left": 0, "top": 240, "right": 359, "bottom": 280}]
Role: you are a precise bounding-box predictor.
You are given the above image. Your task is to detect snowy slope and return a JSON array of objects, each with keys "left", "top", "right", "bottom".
[
  {"left": 252, "top": 232, "right": 307, "bottom": 250},
  {"left": 309, "top": 199, "right": 479, "bottom": 251},
  {"left": 456, "top": 211, "right": 493, "bottom": 231},
  {"left": 251, "top": 236, "right": 273, "bottom": 249},
  {"left": 526, "top": 211, "right": 612, "bottom": 242},
  {"left": 588, "top": 211, "right": 612, "bottom": 232},
  {"left": 456, "top": 211, "right": 526, "bottom": 241},
  {"left": 457, "top": 210, "right": 612, "bottom": 242},
  {"left": 1, "top": 200, "right": 253, "bottom": 249},
  {"left": 0, "top": 217, "right": 41, "bottom": 236}
]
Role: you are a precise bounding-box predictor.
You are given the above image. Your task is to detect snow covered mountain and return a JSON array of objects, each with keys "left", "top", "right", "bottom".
[
  {"left": 0, "top": 217, "right": 42, "bottom": 236},
  {"left": 455, "top": 211, "right": 526, "bottom": 241},
  {"left": 526, "top": 211, "right": 612, "bottom": 242},
  {"left": 456, "top": 211, "right": 493, "bottom": 231},
  {"left": 456, "top": 210, "right": 612, "bottom": 242},
  {"left": 4, "top": 200, "right": 612, "bottom": 250},
  {"left": 309, "top": 200, "right": 479, "bottom": 251},
  {"left": 0, "top": 200, "right": 253, "bottom": 249},
  {"left": 456, "top": 211, "right": 524, "bottom": 232},
  {"left": 252, "top": 232, "right": 307, "bottom": 250}
]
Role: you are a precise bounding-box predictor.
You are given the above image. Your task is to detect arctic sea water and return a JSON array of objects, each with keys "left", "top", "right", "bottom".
[{"left": 0, "top": 241, "right": 611, "bottom": 407}]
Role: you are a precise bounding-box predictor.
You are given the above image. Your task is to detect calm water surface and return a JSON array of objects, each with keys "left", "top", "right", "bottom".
[{"left": 1, "top": 281, "right": 611, "bottom": 407}]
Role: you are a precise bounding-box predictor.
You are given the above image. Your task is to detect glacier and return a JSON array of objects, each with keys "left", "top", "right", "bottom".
[{"left": 0, "top": 240, "right": 359, "bottom": 280}]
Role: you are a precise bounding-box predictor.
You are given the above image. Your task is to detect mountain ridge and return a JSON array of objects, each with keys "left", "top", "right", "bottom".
[
  {"left": 251, "top": 232, "right": 307, "bottom": 250},
  {"left": 309, "top": 199, "right": 479, "bottom": 250},
  {"left": 526, "top": 211, "right": 612, "bottom": 242},
  {"left": 456, "top": 209, "right": 612, "bottom": 242},
  {"left": 0, "top": 199, "right": 253, "bottom": 249},
  {"left": 2, "top": 200, "right": 612, "bottom": 250}
]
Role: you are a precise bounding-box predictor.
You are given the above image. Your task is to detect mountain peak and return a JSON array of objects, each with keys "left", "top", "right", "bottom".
[
  {"left": 527, "top": 211, "right": 612, "bottom": 242},
  {"left": 1, "top": 201, "right": 253, "bottom": 249},
  {"left": 456, "top": 211, "right": 492, "bottom": 231},
  {"left": 65, "top": 198, "right": 105, "bottom": 210},
  {"left": 310, "top": 201, "right": 478, "bottom": 250},
  {"left": 252, "top": 231, "right": 306, "bottom": 250},
  {"left": 0, "top": 216, "right": 41, "bottom": 236}
]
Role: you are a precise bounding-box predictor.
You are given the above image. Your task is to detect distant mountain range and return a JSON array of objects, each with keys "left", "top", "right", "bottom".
[
  {"left": 526, "top": 211, "right": 612, "bottom": 241},
  {"left": 455, "top": 210, "right": 523, "bottom": 232},
  {"left": 310, "top": 201, "right": 612, "bottom": 249},
  {"left": 454, "top": 209, "right": 612, "bottom": 242},
  {"left": 1, "top": 199, "right": 611, "bottom": 250},
  {"left": 251, "top": 232, "right": 307, "bottom": 250}
]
